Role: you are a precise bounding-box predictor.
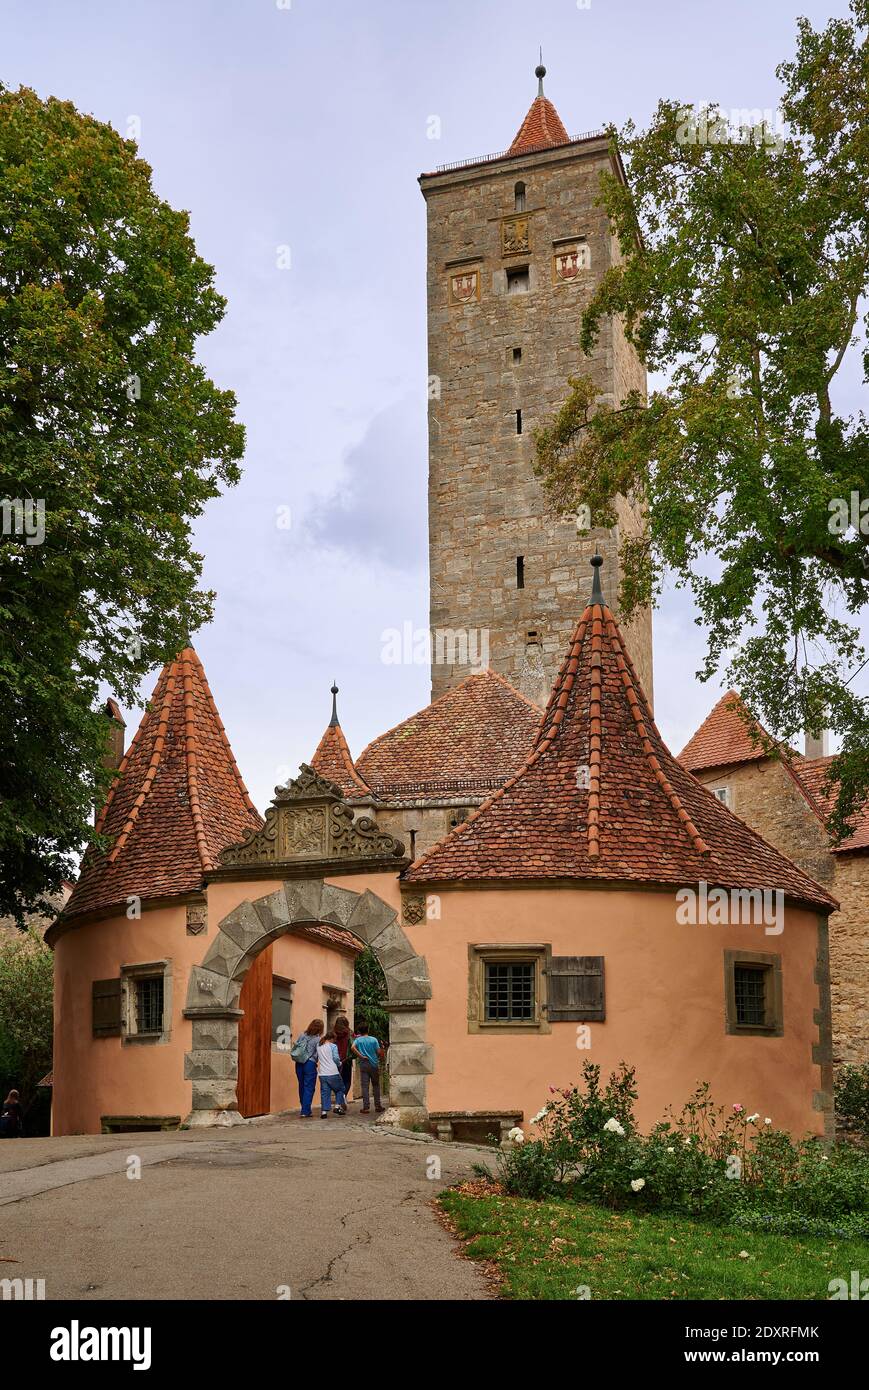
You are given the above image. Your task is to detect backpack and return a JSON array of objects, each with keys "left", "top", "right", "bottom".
[{"left": 290, "top": 1035, "right": 311, "bottom": 1063}]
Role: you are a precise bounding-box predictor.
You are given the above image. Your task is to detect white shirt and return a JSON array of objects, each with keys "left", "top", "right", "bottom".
[{"left": 317, "top": 1042, "right": 340, "bottom": 1077}]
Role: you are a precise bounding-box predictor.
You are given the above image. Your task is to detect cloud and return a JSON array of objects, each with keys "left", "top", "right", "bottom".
[{"left": 307, "top": 395, "right": 428, "bottom": 572}]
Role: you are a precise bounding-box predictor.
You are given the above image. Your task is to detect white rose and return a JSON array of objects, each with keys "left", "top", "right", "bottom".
[
  {"left": 747, "top": 1113, "right": 760, "bottom": 1124},
  {"left": 530, "top": 1109, "right": 547, "bottom": 1125},
  {"left": 603, "top": 1117, "right": 625, "bottom": 1136},
  {"left": 764, "top": 1117, "right": 772, "bottom": 1126},
  {"left": 666, "top": 1146, "right": 675, "bottom": 1154},
  {"left": 507, "top": 1126, "right": 524, "bottom": 1144},
  {"left": 630, "top": 1178, "right": 645, "bottom": 1192}
]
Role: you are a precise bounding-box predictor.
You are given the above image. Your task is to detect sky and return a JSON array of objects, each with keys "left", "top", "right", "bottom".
[{"left": 2, "top": 0, "right": 864, "bottom": 812}]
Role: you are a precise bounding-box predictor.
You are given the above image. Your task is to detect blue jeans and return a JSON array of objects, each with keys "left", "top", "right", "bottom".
[
  {"left": 319, "top": 1073, "right": 346, "bottom": 1113},
  {"left": 296, "top": 1059, "right": 317, "bottom": 1116}
]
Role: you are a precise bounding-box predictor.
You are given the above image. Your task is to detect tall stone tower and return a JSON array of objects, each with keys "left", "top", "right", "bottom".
[{"left": 419, "top": 66, "right": 652, "bottom": 707}]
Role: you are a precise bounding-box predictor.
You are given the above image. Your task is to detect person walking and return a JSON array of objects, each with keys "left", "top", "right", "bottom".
[
  {"left": 0, "top": 1089, "right": 23, "bottom": 1138},
  {"left": 292, "top": 1019, "right": 324, "bottom": 1118},
  {"left": 334, "top": 1014, "right": 353, "bottom": 1103},
  {"left": 351, "top": 1021, "right": 385, "bottom": 1114},
  {"left": 316, "top": 1031, "right": 347, "bottom": 1118}
]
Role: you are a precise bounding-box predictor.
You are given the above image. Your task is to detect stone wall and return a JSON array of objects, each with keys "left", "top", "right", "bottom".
[
  {"left": 695, "top": 759, "right": 868, "bottom": 1067},
  {"left": 422, "top": 138, "right": 653, "bottom": 709}
]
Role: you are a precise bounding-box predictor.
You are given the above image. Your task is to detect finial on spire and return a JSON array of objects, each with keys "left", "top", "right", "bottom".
[
  {"left": 329, "top": 680, "right": 339, "bottom": 727},
  {"left": 535, "top": 51, "right": 546, "bottom": 98},
  {"left": 590, "top": 551, "right": 604, "bottom": 604}
]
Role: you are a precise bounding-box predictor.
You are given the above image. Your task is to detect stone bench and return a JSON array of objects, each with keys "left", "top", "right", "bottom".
[{"left": 429, "top": 1110, "right": 523, "bottom": 1145}]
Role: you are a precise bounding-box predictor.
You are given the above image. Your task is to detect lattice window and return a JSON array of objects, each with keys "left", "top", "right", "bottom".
[
  {"left": 734, "top": 965, "right": 766, "bottom": 1027},
  {"left": 485, "top": 962, "right": 534, "bottom": 1021},
  {"left": 135, "top": 976, "right": 164, "bottom": 1035}
]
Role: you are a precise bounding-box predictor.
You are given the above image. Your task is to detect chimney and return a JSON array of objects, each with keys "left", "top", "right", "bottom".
[
  {"left": 103, "top": 697, "right": 126, "bottom": 772},
  {"left": 804, "top": 728, "right": 829, "bottom": 761}
]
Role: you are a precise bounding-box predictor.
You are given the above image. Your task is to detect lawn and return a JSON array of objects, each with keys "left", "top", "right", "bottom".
[{"left": 439, "top": 1185, "right": 869, "bottom": 1300}]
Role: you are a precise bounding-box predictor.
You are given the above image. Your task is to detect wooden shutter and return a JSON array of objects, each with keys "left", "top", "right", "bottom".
[
  {"left": 92, "top": 978, "right": 123, "bottom": 1037},
  {"left": 547, "top": 956, "right": 605, "bottom": 1022}
]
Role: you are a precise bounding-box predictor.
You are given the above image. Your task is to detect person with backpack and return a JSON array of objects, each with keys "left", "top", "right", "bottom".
[
  {"left": 290, "top": 1019, "right": 323, "bottom": 1118},
  {"left": 316, "top": 1030, "right": 347, "bottom": 1118},
  {"left": 351, "top": 1020, "right": 386, "bottom": 1114},
  {"left": 0, "top": 1089, "right": 23, "bottom": 1138}
]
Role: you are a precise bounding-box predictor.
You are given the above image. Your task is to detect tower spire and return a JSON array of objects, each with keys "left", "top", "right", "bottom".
[
  {"left": 536, "top": 52, "right": 546, "bottom": 98},
  {"left": 329, "top": 680, "right": 340, "bottom": 728},
  {"left": 590, "top": 551, "right": 604, "bottom": 604}
]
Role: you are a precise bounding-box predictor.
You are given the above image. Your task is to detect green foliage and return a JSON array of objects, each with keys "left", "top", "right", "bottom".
[
  {"left": 0, "top": 928, "right": 53, "bottom": 1106},
  {"left": 0, "top": 84, "right": 245, "bottom": 921},
  {"left": 835, "top": 1063, "right": 869, "bottom": 1138},
  {"left": 498, "top": 1064, "right": 869, "bottom": 1235},
  {"left": 533, "top": 1, "right": 869, "bottom": 840},
  {"left": 353, "top": 945, "right": 389, "bottom": 1041}
]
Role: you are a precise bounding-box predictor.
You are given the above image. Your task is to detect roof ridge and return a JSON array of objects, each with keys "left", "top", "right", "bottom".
[
  {"left": 603, "top": 610, "right": 709, "bottom": 857},
  {"left": 357, "top": 667, "right": 495, "bottom": 766},
  {"left": 106, "top": 662, "right": 177, "bottom": 864}
]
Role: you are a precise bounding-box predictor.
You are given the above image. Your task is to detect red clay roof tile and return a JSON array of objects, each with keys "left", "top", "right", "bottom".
[
  {"left": 356, "top": 670, "right": 541, "bottom": 800},
  {"left": 789, "top": 757, "right": 869, "bottom": 853},
  {"left": 63, "top": 649, "right": 261, "bottom": 920},
  {"left": 678, "top": 691, "right": 772, "bottom": 773},
  {"left": 309, "top": 721, "right": 371, "bottom": 801},
  {"left": 509, "top": 96, "right": 571, "bottom": 155},
  {"left": 405, "top": 590, "right": 836, "bottom": 912}
]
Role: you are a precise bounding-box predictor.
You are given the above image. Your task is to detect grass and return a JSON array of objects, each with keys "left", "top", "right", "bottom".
[{"left": 439, "top": 1186, "right": 869, "bottom": 1300}]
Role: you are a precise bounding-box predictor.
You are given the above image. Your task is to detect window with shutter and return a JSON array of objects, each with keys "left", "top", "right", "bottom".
[
  {"left": 547, "top": 956, "right": 605, "bottom": 1022},
  {"left": 92, "top": 978, "right": 123, "bottom": 1037}
]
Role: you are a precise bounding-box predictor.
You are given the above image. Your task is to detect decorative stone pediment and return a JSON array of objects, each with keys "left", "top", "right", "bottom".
[{"left": 219, "top": 764, "right": 405, "bottom": 869}]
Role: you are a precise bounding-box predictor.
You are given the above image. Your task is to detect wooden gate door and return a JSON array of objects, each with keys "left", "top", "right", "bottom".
[{"left": 237, "top": 945, "right": 272, "bottom": 1117}]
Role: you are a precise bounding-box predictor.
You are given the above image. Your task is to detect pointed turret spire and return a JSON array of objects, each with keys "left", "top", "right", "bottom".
[
  {"left": 309, "top": 682, "right": 371, "bottom": 800},
  {"left": 509, "top": 61, "right": 571, "bottom": 156},
  {"left": 590, "top": 550, "right": 604, "bottom": 603},
  {"left": 63, "top": 648, "right": 261, "bottom": 921}
]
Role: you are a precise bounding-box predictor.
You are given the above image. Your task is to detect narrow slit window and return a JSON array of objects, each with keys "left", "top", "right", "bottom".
[
  {"left": 514, "top": 181, "right": 526, "bottom": 212},
  {"left": 516, "top": 409, "right": 523, "bottom": 434},
  {"left": 513, "top": 347, "right": 522, "bottom": 363},
  {"left": 516, "top": 556, "right": 525, "bottom": 589}
]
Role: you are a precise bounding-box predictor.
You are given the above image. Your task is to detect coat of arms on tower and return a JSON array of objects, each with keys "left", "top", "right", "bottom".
[
  {"left": 449, "top": 268, "right": 480, "bottom": 305},
  {"left": 553, "top": 242, "right": 590, "bottom": 282},
  {"left": 501, "top": 216, "right": 530, "bottom": 256}
]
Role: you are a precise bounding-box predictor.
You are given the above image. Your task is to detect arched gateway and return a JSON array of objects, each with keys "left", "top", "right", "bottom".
[{"left": 183, "top": 876, "right": 432, "bottom": 1127}]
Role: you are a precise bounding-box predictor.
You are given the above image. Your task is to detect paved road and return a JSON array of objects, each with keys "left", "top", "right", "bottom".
[{"left": 0, "top": 1113, "right": 492, "bottom": 1301}]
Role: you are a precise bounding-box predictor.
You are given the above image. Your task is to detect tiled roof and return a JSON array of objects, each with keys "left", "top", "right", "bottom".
[
  {"left": 294, "top": 922, "right": 364, "bottom": 955},
  {"left": 678, "top": 691, "right": 772, "bottom": 773},
  {"left": 789, "top": 757, "right": 869, "bottom": 854},
  {"left": 356, "top": 670, "right": 541, "bottom": 801},
  {"left": 405, "top": 577, "right": 837, "bottom": 911},
  {"left": 509, "top": 96, "right": 570, "bottom": 155},
  {"left": 63, "top": 649, "right": 261, "bottom": 920},
  {"left": 309, "top": 721, "right": 371, "bottom": 801}
]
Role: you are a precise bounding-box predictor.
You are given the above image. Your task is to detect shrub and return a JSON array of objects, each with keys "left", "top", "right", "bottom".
[
  {"left": 483, "top": 1138, "right": 558, "bottom": 1200},
  {"left": 835, "top": 1064, "right": 869, "bottom": 1139}
]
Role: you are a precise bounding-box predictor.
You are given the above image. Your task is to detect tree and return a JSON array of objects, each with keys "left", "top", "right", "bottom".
[
  {"left": 354, "top": 946, "right": 389, "bottom": 1044},
  {"left": 0, "top": 928, "right": 53, "bottom": 1110},
  {"left": 533, "top": 2, "right": 869, "bottom": 840},
  {"left": 0, "top": 86, "right": 245, "bottom": 921}
]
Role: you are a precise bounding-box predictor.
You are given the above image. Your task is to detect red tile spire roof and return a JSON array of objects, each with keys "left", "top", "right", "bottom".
[
  {"left": 309, "top": 683, "right": 372, "bottom": 801},
  {"left": 508, "top": 63, "right": 571, "bottom": 155},
  {"left": 405, "top": 561, "right": 836, "bottom": 911},
  {"left": 356, "top": 670, "right": 541, "bottom": 802},
  {"left": 63, "top": 649, "right": 261, "bottom": 921},
  {"left": 678, "top": 690, "right": 772, "bottom": 773}
]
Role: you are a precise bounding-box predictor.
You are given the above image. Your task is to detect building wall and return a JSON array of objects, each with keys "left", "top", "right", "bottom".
[
  {"left": 422, "top": 139, "right": 652, "bottom": 708},
  {"left": 694, "top": 760, "right": 868, "bottom": 1067},
  {"left": 51, "top": 880, "right": 357, "bottom": 1135},
  {"left": 398, "top": 883, "right": 827, "bottom": 1138}
]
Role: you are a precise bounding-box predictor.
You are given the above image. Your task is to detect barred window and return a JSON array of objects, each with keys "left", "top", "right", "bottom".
[
  {"left": 135, "top": 976, "right": 164, "bottom": 1035},
  {"left": 734, "top": 966, "right": 766, "bottom": 1027},
  {"left": 485, "top": 962, "right": 534, "bottom": 1022}
]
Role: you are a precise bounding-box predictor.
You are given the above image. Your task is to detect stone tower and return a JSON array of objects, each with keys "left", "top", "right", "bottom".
[{"left": 419, "top": 66, "right": 652, "bottom": 707}]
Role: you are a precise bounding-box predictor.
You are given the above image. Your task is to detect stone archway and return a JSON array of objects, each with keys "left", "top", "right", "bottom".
[{"left": 182, "top": 878, "right": 432, "bottom": 1127}]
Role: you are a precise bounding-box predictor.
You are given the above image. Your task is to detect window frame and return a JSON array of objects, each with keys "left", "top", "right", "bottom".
[
  {"left": 723, "top": 950, "right": 783, "bottom": 1037},
  {"left": 506, "top": 265, "right": 531, "bottom": 295},
  {"left": 467, "top": 944, "right": 551, "bottom": 1034},
  {"left": 120, "top": 959, "right": 172, "bottom": 1045}
]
